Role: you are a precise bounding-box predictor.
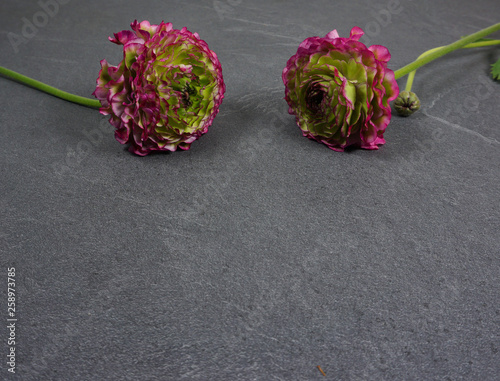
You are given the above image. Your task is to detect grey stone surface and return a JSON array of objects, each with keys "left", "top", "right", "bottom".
[{"left": 1, "top": 0, "right": 499, "bottom": 380}]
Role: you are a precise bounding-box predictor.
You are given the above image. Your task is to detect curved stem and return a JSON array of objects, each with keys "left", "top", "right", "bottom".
[
  {"left": 394, "top": 22, "right": 500, "bottom": 80},
  {"left": 404, "top": 40, "right": 500, "bottom": 92},
  {"left": 0, "top": 66, "right": 101, "bottom": 109}
]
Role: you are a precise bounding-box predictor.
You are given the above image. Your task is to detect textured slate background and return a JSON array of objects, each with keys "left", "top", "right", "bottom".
[{"left": 1, "top": 0, "right": 499, "bottom": 380}]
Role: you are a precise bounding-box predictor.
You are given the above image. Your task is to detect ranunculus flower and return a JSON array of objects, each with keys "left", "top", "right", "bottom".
[
  {"left": 93, "top": 20, "right": 225, "bottom": 155},
  {"left": 282, "top": 27, "right": 399, "bottom": 151}
]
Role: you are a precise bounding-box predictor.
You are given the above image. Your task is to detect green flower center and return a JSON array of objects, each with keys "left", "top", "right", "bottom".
[
  {"left": 180, "top": 83, "right": 197, "bottom": 108},
  {"left": 144, "top": 41, "right": 218, "bottom": 136}
]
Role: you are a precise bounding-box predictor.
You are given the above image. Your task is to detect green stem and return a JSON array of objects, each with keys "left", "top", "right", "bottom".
[
  {"left": 0, "top": 66, "right": 101, "bottom": 109},
  {"left": 394, "top": 22, "right": 500, "bottom": 80},
  {"left": 404, "top": 39, "right": 500, "bottom": 92}
]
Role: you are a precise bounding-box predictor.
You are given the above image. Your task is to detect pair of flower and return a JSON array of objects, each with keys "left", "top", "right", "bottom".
[{"left": 94, "top": 20, "right": 399, "bottom": 156}]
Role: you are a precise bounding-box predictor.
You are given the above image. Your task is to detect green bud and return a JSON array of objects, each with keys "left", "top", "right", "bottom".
[{"left": 394, "top": 91, "right": 421, "bottom": 117}]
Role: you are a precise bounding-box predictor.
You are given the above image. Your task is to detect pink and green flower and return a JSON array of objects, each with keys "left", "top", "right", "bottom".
[
  {"left": 282, "top": 27, "right": 399, "bottom": 151},
  {"left": 93, "top": 20, "right": 225, "bottom": 155}
]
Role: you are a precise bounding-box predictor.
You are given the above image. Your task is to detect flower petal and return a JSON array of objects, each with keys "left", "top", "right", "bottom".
[
  {"left": 368, "top": 45, "right": 391, "bottom": 63},
  {"left": 325, "top": 29, "right": 340, "bottom": 40},
  {"left": 349, "top": 26, "right": 364, "bottom": 41}
]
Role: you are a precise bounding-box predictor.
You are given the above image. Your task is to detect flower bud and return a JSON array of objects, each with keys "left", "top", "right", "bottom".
[{"left": 394, "top": 91, "right": 420, "bottom": 117}]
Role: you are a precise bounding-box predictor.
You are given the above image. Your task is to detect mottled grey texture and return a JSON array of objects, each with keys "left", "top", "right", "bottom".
[{"left": 1, "top": 0, "right": 499, "bottom": 380}]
